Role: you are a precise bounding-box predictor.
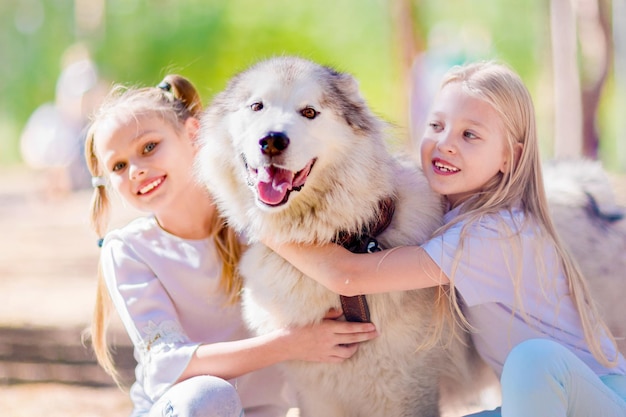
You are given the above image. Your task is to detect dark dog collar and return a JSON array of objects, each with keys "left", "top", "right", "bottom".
[{"left": 333, "top": 197, "right": 395, "bottom": 322}]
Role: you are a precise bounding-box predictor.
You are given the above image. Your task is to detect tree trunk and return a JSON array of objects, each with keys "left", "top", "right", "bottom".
[
  {"left": 551, "top": 0, "right": 583, "bottom": 158},
  {"left": 578, "top": 0, "right": 612, "bottom": 159},
  {"left": 390, "top": 0, "right": 425, "bottom": 149},
  {"left": 614, "top": 0, "right": 626, "bottom": 170}
]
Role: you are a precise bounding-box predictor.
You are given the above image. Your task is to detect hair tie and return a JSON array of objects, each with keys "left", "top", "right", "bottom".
[
  {"left": 157, "top": 80, "right": 172, "bottom": 92},
  {"left": 91, "top": 176, "right": 107, "bottom": 188}
]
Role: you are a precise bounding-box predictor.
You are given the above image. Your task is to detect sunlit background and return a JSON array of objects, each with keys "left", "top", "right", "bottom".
[{"left": 2, "top": 0, "right": 625, "bottom": 170}]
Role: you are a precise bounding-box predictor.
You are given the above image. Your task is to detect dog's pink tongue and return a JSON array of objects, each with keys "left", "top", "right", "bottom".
[{"left": 257, "top": 166, "right": 294, "bottom": 205}]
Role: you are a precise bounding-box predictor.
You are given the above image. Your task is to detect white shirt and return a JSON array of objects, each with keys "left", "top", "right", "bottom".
[
  {"left": 101, "top": 216, "right": 293, "bottom": 416},
  {"left": 422, "top": 206, "right": 626, "bottom": 378}
]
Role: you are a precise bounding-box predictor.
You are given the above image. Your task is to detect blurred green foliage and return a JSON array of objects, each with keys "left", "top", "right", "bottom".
[
  {"left": 0, "top": 0, "right": 401, "bottom": 164},
  {"left": 1, "top": 0, "right": 623, "bottom": 170}
]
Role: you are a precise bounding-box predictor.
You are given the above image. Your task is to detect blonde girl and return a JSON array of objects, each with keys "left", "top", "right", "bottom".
[
  {"left": 263, "top": 62, "right": 626, "bottom": 416},
  {"left": 84, "top": 75, "right": 378, "bottom": 417}
]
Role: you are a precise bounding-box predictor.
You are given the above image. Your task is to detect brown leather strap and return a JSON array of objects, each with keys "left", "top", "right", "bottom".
[
  {"left": 335, "top": 198, "right": 395, "bottom": 323},
  {"left": 341, "top": 295, "right": 371, "bottom": 323}
]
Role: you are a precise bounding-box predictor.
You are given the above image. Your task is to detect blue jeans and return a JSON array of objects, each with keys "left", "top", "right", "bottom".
[
  {"left": 138, "top": 375, "right": 244, "bottom": 417},
  {"left": 466, "top": 339, "right": 626, "bottom": 417}
]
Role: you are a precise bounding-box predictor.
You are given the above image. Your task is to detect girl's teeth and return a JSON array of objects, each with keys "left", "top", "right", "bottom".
[
  {"left": 435, "top": 162, "right": 458, "bottom": 172},
  {"left": 140, "top": 179, "right": 161, "bottom": 194}
]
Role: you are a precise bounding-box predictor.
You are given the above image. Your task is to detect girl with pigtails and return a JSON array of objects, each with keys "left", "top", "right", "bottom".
[{"left": 84, "top": 74, "right": 378, "bottom": 417}]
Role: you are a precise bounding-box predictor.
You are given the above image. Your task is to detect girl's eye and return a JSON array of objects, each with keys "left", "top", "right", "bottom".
[
  {"left": 251, "top": 102, "right": 263, "bottom": 111},
  {"left": 463, "top": 130, "right": 478, "bottom": 140},
  {"left": 143, "top": 142, "right": 157, "bottom": 153},
  {"left": 428, "top": 122, "right": 442, "bottom": 132},
  {"left": 300, "top": 107, "right": 318, "bottom": 120},
  {"left": 112, "top": 161, "right": 126, "bottom": 172}
]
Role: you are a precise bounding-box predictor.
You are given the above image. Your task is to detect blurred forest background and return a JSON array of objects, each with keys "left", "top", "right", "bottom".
[{"left": 0, "top": 0, "right": 625, "bottom": 175}]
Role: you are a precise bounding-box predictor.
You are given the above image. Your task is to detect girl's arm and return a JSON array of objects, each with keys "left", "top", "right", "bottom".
[
  {"left": 177, "top": 310, "right": 378, "bottom": 382},
  {"left": 263, "top": 240, "right": 449, "bottom": 296}
]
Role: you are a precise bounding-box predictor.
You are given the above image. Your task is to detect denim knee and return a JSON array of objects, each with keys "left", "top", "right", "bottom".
[
  {"left": 152, "top": 375, "right": 243, "bottom": 417},
  {"left": 500, "top": 339, "right": 626, "bottom": 417},
  {"left": 188, "top": 376, "right": 242, "bottom": 417},
  {"left": 502, "top": 339, "right": 566, "bottom": 381}
]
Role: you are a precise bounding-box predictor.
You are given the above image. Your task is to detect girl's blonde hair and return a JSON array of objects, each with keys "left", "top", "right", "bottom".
[
  {"left": 83, "top": 75, "right": 244, "bottom": 385},
  {"left": 435, "top": 61, "right": 618, "bottom": 367}
]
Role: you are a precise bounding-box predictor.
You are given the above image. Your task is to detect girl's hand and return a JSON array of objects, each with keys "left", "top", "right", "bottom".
[{"left": 281, "top": 309, "right": 379, "bottom": 363}]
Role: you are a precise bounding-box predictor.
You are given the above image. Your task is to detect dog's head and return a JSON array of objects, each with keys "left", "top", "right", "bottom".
[{"left": 196, "top": 57, "right": 394, "bottom": 240}]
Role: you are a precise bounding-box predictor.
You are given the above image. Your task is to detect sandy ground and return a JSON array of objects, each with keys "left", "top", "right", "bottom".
[
  {"left": 0, "top": 384, "right": 132, "bottom": 417},
  {"left": 0, "top": 166, "right": 135, "bottom": 415}
]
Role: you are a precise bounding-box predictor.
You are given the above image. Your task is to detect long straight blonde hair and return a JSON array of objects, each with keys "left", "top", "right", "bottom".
[
  {"left": 82, "top": 75, "right": 244, "bottom": 385},
  {"left": 433, "top": 61, "right": 619, "bottom": 368}
]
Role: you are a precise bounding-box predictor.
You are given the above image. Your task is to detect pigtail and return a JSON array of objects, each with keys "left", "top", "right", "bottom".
[
  {"left": 161, "top": 74, "right": 203, "bottom": 118},
  {"left": 212, "top": 215, "right": 244, "bottom": 305},
  {"left": 90, "top": 267, "right": 119, "bottom": 383},
  {"left": 82, "top": 124, "right": 120, "bottom": 385}
]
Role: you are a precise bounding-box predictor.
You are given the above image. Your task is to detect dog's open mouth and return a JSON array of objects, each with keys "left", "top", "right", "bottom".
[{"left": 247, "top": 159, "right": 316, "bottom": 207}]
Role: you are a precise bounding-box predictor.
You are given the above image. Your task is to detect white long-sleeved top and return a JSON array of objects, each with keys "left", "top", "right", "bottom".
[{"left": 100, "top": 216, "right": 293, "bottom": 416}]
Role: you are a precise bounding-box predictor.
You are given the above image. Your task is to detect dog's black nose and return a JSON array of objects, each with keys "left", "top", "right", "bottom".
[{"left": 259, "top": 132, "right": 290, "bottom": 156}]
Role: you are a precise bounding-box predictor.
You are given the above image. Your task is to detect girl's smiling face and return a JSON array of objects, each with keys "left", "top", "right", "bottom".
[
  {"left": 420, "top": 82, "right": 511, "bottom": 207},
  {"left": 94, "top": 113, "right": 199, "bottom": 216}
]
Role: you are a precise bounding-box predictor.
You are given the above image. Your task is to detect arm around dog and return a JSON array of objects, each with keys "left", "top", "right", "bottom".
[
  {"left": 264, "top": 240, "right": 450, "bottom": 296},
  {"left": 177, "top": 311, "right": 379, "bottom": 382}
]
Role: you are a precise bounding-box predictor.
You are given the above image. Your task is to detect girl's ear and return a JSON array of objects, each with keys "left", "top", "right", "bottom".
[
  {"left": 185, "top": 117, "right": 201, "bottom": 143},
  {"left": 501, "top": 143, "right": 523, "bottom": 173}
]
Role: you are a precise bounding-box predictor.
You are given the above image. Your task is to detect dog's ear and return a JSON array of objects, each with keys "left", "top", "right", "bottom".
[
  {"left": 331, "top": 70, "right": 362, "bottom": 99},
  {"left": 325, "top": 69, "right": 381, "bottom": 136}
]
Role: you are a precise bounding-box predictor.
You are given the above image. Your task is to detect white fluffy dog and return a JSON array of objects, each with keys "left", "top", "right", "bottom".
[{"left": 196, "top": 56, "right": 483, "bottom": 417}]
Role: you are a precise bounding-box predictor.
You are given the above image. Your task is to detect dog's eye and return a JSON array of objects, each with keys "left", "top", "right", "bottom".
[
  {"left": 251, "top": 102, "right": 264, "bottom": 112},
  {"left": 301, "top": 107, "right": 318, "bottom": 120}
]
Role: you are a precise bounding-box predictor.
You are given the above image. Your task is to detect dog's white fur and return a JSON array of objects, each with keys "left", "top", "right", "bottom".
[{"left": 196, "top": 56, "right": 484, "bottom": 417}]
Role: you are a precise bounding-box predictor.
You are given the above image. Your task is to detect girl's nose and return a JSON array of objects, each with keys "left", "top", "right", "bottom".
[
  {"left": 129, "top": 163, "right": 146, "bottom": 180},
  {"left": 436, "top": 131, "right": 456, "bottom": 154}
]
